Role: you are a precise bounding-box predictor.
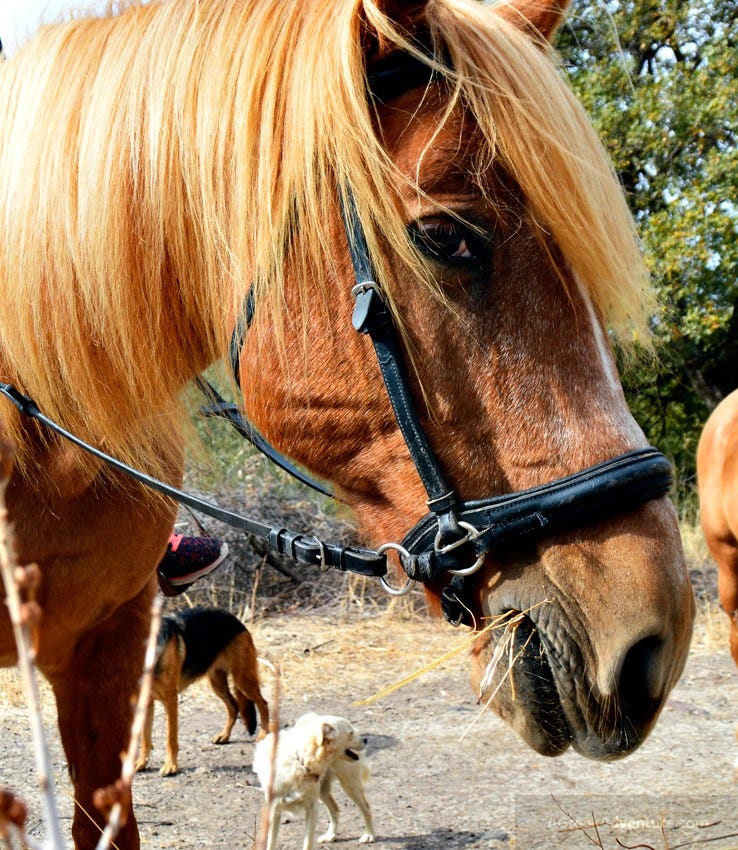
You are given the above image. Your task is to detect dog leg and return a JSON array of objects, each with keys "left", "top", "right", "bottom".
[
  {"left": 337, "top": 773, "right": 375, "bottom": 843},
  {"left": 303, "top": 801, "right": 318, "bottom": 850},
  {"left": 135, "top": 698, "right": 155, "bottom": 772},
  {"left": 160, "top": 690, "right": 179, "bottom": 776},
  {"left": 318, "top": 774, "right": 339, "bottom": 843},
  {"left": 208, "top": 668, "right": 238, "bottom": 743},
  {"left": 264, "top": 801, "right": 282, "bottom": 850}
]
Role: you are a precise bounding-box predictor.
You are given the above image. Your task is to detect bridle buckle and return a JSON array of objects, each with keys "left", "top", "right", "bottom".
[{"left": 433, "top": 520, "right": 486, "bottom": 577}]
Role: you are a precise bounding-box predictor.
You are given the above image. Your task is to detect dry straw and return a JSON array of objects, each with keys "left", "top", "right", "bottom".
[{"left": 356, "top": 601, "right": 549, "bottom": 746}]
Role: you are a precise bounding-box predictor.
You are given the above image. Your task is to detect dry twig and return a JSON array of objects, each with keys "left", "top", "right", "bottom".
[
  {"left": 92, "top": 595, "right": 163, "bottom": 850},
  {"left": 0, "top": 440, "right": 65, "bottom": 850},
  {"left": 254, "top": 666, "right": 281, "bottom": 850}
]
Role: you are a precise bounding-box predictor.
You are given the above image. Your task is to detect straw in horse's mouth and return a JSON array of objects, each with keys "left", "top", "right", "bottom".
[{"left": 479, "top": 610, "right": 571, "bottom": 751}]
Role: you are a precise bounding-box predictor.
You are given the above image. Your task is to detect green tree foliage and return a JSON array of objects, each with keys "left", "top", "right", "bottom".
[{"left": 556, "top": 0, "right": 737, "bottom": 494}]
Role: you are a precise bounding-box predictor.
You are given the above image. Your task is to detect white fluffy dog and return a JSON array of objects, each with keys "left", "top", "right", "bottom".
[{"left": 253, "top": 712, "right": 375, "bottom": 850}]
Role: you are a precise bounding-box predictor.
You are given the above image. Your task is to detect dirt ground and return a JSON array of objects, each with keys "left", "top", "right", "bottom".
[{"left": 2, "top": 596, "right": 738, "bottom": 850}]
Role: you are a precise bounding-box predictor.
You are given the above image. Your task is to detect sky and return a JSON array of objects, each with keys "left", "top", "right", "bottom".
[{"left": 0, "top": 0, "right": 111, "bottom": 55}]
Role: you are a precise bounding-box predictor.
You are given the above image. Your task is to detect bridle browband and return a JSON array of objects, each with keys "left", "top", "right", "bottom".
[{"left": 0, "top": 45, "right": 675, "bottom": 626}]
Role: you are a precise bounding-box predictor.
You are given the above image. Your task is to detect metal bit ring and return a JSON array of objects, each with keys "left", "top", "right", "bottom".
[{"left": 377, "top": 542, "right": 416, "bottom": 596}]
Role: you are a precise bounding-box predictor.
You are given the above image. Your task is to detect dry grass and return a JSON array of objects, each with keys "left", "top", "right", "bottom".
[
  {"left": 693, "top": 601, "right": 729, "bottom": 651},
  {"left": 0, "top": 668, "right": 25, "bottom": 708}
]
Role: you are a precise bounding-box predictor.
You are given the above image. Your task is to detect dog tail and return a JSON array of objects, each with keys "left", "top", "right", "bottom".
[{"left": 244, "top": 700, "right": 257, "bottom": 735}]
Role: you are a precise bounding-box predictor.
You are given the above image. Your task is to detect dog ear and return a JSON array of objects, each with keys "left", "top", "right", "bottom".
[{"left": 321, "top": 722, "right": 337, "bottom": 744}]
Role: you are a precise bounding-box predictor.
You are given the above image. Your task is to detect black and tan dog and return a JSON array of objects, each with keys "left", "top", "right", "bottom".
[{"left": 136, "top": 607, "right": 270, "bottom": 776}]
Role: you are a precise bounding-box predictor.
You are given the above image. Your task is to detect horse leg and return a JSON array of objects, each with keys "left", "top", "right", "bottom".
[
  {"left": 711, "top": 538, "right": 738, "bottom": 665},
  {"left": 707, "top": 536, "right": 738, "bottom": 767},
  {"left": 50, "top": 579, "right": 156, "bottom": 850}
]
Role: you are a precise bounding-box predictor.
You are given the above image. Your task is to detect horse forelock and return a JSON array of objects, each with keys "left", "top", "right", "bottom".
[{"left": 0, "top": 0, "right": 650, "bottom": 481}]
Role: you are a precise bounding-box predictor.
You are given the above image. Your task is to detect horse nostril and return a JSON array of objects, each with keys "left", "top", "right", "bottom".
[{"left": 616, "top": 635, "right": 665, "bottom": 730}]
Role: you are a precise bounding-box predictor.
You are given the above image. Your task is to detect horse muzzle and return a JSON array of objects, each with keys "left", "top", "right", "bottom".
[{"left": 469, "top": 534, "right": 693, "bottom": 762}]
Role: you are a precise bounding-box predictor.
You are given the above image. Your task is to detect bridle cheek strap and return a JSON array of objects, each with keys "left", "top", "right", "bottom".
[{"left": 341, "top": 190, "right": 465, "bottom": 552}]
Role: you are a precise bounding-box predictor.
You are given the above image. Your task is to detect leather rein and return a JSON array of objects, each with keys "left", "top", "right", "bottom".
[{"left": 0, "top": 47, "right": 675, "bottom": 626}]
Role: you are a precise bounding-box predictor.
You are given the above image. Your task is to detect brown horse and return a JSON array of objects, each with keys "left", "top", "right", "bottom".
[
  {"left": 698, "top": 390, "right": 738, "bottom": 692},
  {"left": 0, "top": 0, "right": 694, "bottom": 847}
]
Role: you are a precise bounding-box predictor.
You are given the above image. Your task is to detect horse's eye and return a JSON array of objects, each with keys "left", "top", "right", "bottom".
[{"left": 409, "top": 218, "right": 491, "bottom": 268}]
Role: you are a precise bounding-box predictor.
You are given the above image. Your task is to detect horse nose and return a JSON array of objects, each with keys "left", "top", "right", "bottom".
[{"left": 613, "top": 634, "right": 666, "bottom": 731}]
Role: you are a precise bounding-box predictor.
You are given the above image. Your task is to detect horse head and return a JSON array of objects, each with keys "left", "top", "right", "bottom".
[{"left": 238, "top": 0, "right": 695, "bottom": 760}]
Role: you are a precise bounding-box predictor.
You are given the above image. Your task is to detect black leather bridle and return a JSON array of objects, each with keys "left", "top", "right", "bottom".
[
  {"left": 221, "top": 178, "right": 674, "bottom": 624},
  {"left": 0, "top": 44, "right": 675, "bottom": 626}
]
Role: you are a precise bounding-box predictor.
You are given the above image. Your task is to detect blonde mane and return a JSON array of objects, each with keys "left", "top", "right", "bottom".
[{"left": 0, "top": 0, "right": 649, "bottom": 481}]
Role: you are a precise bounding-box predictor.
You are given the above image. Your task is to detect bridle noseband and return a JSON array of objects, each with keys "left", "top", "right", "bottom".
[{"left": 0, "top": 45, "right": 675, "bottom": 627}]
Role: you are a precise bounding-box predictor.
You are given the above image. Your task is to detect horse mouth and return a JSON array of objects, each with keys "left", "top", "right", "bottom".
[
  {"left": 473, "top": 609, "right": 571, "bottom": 756},
  {"left": 473, "top": 606, "right": 666, "bottom": 760}
]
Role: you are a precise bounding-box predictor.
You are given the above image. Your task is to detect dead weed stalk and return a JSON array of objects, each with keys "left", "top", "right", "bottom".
[{"left": 0, "top": 441, "right": 64, "bottom": 850}]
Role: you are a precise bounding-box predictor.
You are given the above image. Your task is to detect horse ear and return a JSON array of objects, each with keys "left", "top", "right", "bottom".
[
  {"left": 363, "top": 1, "right": 430, "bottom": 62},
  {"left": 496, "top": 0, "right": 570, "bottom": 44}
]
